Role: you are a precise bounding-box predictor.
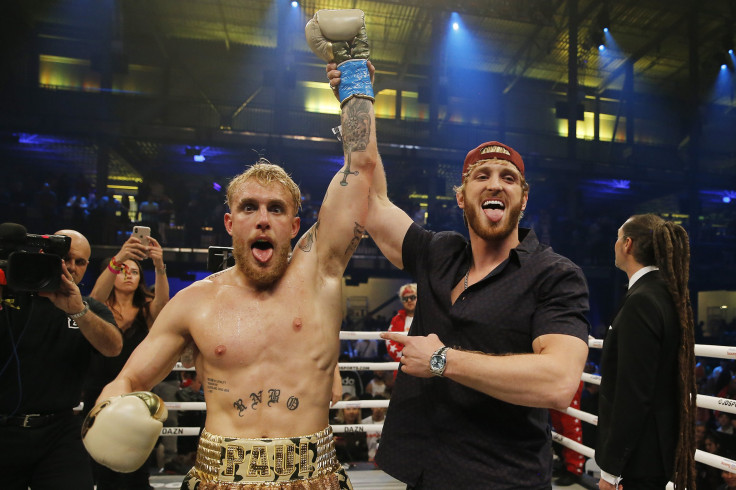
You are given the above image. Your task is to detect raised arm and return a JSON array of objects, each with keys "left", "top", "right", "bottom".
[
  {"left": 300, "top": 9, "right": 379, "bottom": 275},
  {"left": 89, "top": 235, "right": 149, "bottom": 303},
  {"left": 326, "top": 62, "right": 413, "bottom": 269},
  {"left": 146, "top": 236, "right": 170, "bottom": 321}
]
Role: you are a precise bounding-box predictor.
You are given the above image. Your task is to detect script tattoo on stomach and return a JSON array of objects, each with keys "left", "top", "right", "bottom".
[{"left": 232, "top": 388, "right": 300, "bottom": 417}]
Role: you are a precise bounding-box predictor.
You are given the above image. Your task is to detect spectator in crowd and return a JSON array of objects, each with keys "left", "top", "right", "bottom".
[
  {"left": 83, "top": 234, "right": 169, "bottom": 489},
  {"left": 551, "top": 381, "right": 585, "bottom": 486},
  {"left": 698, "top": 431, "right": 726, "bottom": 490},
  {"left": 169, "top": 370, "right": 205, "bottom": 472},
  {"left": 696, "top": 421, "right": 708, "bottom": 451},
  {"left": 365, "top": 370, "right": 389, "bottom": 397},
  {"left": 720, "top": 467, "right": 736, "bottom": 490},
  {"left": 332, "top": 394, "right": 368, "bottom": 464},
  {"left": 385, "top": 283, "right": 417, "bottom": 364},
  {"left": 362, "top": 393, "right": 389, "bottom": 462},
  {"left": 353, "top": 335, "right": 378, "bottom": 360}
]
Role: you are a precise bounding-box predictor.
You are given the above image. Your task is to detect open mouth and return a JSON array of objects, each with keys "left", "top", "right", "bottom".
[
  {"left": 251, "top": 239, "right": 274, "bottom": 263},
  {"left": 482, "top": 199, "right": 505, "bottom": 222}
]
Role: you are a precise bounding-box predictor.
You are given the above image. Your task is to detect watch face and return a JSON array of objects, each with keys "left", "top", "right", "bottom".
[{"left": 430, "top": 355, "right": 445, "bottom": 371}]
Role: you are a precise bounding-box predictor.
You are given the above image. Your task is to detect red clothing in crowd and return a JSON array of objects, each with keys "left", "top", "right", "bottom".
[{"left": 386, "top": 309, "right": 412, "bottom": 362}]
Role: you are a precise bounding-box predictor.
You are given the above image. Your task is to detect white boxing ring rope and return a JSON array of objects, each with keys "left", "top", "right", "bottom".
[{"left": 159, "top": 332, "right": 736, "bottom": 476}]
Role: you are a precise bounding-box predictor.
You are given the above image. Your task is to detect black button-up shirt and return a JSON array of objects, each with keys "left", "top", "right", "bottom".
[{"left": 375, "top": 224, "right": 590, "bottom": 489}]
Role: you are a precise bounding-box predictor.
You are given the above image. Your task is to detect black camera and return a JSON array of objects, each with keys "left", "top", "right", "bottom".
[{"left": 0, "top": 222, "right": 71, "bottom": 292}]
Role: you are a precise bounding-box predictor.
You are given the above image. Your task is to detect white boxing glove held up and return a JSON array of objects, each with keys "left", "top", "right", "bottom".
[
  {"left": 305, "top": 9, "right": 367, "bottom": 63},
  {"left": 82, "top": 392, "right": 168, "bottom": 473}
]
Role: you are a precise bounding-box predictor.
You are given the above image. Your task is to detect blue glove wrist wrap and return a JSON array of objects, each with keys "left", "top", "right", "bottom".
[{"left": 338, "top": 59, "right": 374, "bottom": 106}]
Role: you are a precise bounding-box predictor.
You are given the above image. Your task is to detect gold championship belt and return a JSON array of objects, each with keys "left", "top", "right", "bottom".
[{"left": 183, "top": 426, "right": 351, "bottom": 489}]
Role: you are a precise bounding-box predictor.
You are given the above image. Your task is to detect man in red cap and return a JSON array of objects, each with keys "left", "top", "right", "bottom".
[
  {"left": 372, "top": 139, "right": 591, "bottom": 488},
  {"left": 330, "top": 65, "right": 592, "bottom": 490}
]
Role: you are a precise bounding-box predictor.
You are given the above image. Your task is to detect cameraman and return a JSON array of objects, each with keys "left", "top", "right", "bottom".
[{"left": 0, "top": 229, "right": 122, "bottom": 489}]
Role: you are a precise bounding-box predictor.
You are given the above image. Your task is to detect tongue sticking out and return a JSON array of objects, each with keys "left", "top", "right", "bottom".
[
  {"left": 252, "top": 246, "right": 274, "bottom": 263},
  {"left": 484, "top": 208, "right": 504, "bottom": 223}
]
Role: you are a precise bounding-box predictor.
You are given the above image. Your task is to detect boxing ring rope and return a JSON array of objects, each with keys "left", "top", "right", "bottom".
[{"left": 151, "top": 332, "right": 736, "bottom": 476}]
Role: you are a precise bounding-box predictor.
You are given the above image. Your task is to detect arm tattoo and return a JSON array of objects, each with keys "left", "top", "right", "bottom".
[
  {"left": 344, "top": 221, "right": 365, "bottom": 257},
  {"left": 297, "top": 220, "right": 319, "bottom": 252},
  {"left": 339, "top": 99, "right": 372, "bottom": 186},
  {"left": 342, "top": 99, "right": 371, "bottom": 153}
]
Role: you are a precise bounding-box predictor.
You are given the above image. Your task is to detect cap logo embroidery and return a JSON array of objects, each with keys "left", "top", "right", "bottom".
[{"left": 481, "top": 145, "right": 511, "bottom": 156}]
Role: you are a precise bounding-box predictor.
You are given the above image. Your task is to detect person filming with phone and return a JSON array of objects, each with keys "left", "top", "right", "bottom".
[{"left": 83, "top": 230, "right": 170, "bottom": 489}]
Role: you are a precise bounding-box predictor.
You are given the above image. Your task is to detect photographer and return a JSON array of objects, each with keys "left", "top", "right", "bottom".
[{"left": 0, "top": 228, "right": 122, "bottom": 489}]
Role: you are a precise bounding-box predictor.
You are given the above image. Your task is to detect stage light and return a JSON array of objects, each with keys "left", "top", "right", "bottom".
[
  {"left": 452, "top": 22, "right": 459, "bottom": 31},
  {"left": 591, "top": 8, "right": 610, "bottom": 52},
  {"left": 291, "top": 1, "right": 298, "bottom": 7},
  {"left": 724, "top": 196, "right": 732, "bottom": 203},
  {"left": 213, "top": 182, "right": 222, "bottom": 191},
  {"left": 185, "top": 146, "right": 208, "bottom": 162}
]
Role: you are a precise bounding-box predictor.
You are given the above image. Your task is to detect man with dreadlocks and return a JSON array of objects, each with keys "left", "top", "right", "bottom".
[{"left": 596, "top": 214, "right": 696, "bottom": 490}]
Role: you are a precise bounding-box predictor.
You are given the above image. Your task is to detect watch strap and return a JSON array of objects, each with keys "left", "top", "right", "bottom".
[
  {"left": 68, "top": 300, "right": 90, "bottom": 320},
  {"left": 430, "top": 346, "right": 450, "bottom": 376}
]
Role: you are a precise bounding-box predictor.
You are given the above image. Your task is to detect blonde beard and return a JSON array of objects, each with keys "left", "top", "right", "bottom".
[
  {"left": 465, "top": 197, "right": 523, "bottom": 241},
  {"left": 233, "top": 240, "right": 291, "bottom": 289}
]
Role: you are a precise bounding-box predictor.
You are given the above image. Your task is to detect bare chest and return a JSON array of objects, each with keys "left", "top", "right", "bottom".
[{"left": 190, "top": 287, "right": 332, "bottom": 369}]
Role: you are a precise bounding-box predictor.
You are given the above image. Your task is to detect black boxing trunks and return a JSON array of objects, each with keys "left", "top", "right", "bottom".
[{"left": 181, "top": 426, "right": 353, "bottom": 489}]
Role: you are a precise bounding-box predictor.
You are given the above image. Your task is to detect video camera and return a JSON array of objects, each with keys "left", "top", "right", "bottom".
[{"left": 0, "top": 222, "right": 71, "bottom": 292}]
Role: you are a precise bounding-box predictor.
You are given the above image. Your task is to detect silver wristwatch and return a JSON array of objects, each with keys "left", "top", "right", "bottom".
[
  {"left": 429, "top": 346, "right": 450, "bottom": 377},
  {"left": 68, "top": 300, "right": 90, "bottom": 320}
]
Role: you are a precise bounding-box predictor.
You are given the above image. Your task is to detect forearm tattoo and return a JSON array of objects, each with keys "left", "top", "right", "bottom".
[
  {"left": 232, "top": 388, "right": 299, "bottom": 416},
  {"left": 339, "top": 98, "right": 372, "bottom": 186},
  {"left": 297, "top": 220, "right": 319, "bottom": 253},
  {"left": 344, "top": 221, "right": 365, "bottom": 256}
]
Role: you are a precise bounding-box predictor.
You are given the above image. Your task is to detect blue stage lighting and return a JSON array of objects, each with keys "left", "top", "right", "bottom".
[
  {"left": 452, "top": 22, "right": 459, "bottom": 31},
  {"left": 724, "top": 196, "right": 732, "bottom": 203},
  {"left": 603, "top": 27, "right": 609, "bottom": 33},
  {"left": 731, "top": 49, "right": 735, "bottom": 55},
  {"left": 194, "top": 154, "right": 205, "bottom": 163},
  {"left": 213, "top": 182, "right": 222, "bottom": 191},
  {"left": 599, "top": 45, "right": 606, "bottom": 51},
  {"left": 721, "top": 64, "right": 728, "bottom": 70},
  {"left": 291, "top": 1, "right": 298, "bottom": 7}
]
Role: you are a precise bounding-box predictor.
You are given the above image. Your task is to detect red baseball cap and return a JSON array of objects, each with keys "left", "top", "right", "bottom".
[{"left": 461, "top": 141, "right": 525, "bottom": 180}]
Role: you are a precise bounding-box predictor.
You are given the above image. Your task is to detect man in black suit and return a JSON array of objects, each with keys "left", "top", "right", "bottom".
[{"left": 596, "top": 214, "right": 696, "bottom": 490}]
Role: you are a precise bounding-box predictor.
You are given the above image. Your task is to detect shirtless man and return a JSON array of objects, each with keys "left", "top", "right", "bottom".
[{"left": 82, "top": 10, "right": 376, "bottom": 489}]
